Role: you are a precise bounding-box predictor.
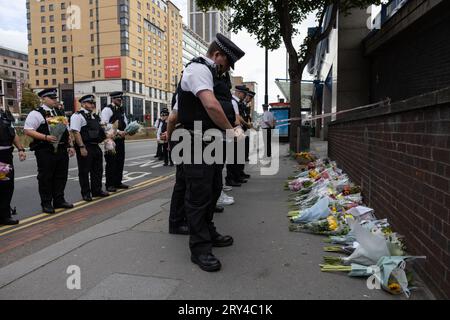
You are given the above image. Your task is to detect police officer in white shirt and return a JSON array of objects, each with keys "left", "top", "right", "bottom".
[
  {"left": 70, "top": 94, "right": 109, "bottom": 202},
  {"left": 262, "top": 104, "right": 275, "bottom": 158},
  {"left": 101, "top": 91, "right": 129, "bottom": 192},
  {"left": 24, "top": 88, "right": 75, "bottom": 214},
  {"left": 175, "top": 33, "right": 245, "bottom": 272}
]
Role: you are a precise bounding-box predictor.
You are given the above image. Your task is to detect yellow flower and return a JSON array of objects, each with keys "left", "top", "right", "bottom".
[
  {"left": 388, "top": 282, "right": 402, "bottom": 294},
  {"left": 327, "top": 216, "right": 338, "bottom": 231}
]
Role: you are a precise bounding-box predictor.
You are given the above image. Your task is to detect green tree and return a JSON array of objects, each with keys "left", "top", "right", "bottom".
[
  {"left": 21, "top": 87, "right": 40, "bottom": 115},
  {"left": 197, "top": 0, "right": 381, "bottom": 152}
]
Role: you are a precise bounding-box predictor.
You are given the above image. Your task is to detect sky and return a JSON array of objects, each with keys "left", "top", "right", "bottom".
[{"left": 0, "top": 0, "right": 345, "bottom": 113}]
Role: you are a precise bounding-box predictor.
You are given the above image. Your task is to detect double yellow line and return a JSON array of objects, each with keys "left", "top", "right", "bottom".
[{"left": 0, "top": 174, "right": 175, "bottom": 238}]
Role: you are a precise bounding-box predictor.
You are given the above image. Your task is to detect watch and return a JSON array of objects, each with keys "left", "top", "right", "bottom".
[{"left": 18, "top": 149, "right": 25, "bottom": 152}]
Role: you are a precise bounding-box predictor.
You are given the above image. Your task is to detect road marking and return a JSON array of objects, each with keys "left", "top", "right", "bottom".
[{"left": 0, "top": 174, "right": 174, "bottom": 236}]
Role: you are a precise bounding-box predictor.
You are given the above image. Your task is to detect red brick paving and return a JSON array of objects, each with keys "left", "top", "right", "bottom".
[{"left": 0, "top": 178, "right": 175, "bottom": 255}]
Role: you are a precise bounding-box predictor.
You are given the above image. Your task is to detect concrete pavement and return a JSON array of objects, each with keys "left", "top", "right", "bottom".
[{"left": 0, "top": 142, "right": 430, "bottom": 300}]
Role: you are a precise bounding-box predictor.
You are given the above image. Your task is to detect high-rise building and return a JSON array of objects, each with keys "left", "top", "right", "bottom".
[
  {"left": 182, "top": 24, "right": 208, "bottom": 66},
  {"left": 0, "top": 46, "right": 29, "bottom": 116},
  {"left": 188, "top": 0, "right": 231, "bottom": 44},
  {"left": 26, "top": 0, "right": 183, "bottom": 124}
]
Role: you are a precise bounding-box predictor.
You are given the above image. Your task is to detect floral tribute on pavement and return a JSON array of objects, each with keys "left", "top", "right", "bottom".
[{"left": 285, "top": 153, "right": 426, "bottom": 298}]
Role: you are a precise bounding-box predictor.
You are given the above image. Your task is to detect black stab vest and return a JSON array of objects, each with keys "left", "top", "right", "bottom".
[
  {"left": 177, "top": 57, "right": 235, "bottom": 131},
  {"left": 105, "top": 104, "right": 126, "bottom": 131},
  {"left": 29, "top": 108, "right": 69, "bottom": 151},
  {"left": 0, "top": 110, "right": 15, "bottom": 147},
  {"left": 78, "top": 111, "right": 106, "bottom": 144}
]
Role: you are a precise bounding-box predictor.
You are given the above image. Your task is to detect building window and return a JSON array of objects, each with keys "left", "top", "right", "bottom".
[
  {"left": 51, "top": 47, "right": 56, "bottom": 54},
  {"left": 50, "top": 36, "right": 55, "bottom": 43},
  {"left": 64, "top": 78, "right": 69, "bottom": 84},
  {"left": 63, "top": 68, "right": 68, "bottom": 74},
  {"left": 40, "top": 5, "right": 45, "bottom": 12},
  {"left": 62, "top": 46, "right": 67, "bottom": 53},
  {"left": 34, "top": 49, "right": 38, "bottom": 55},
  {"left": 49, "top": 4, "right": 54, "bottom": 11},
  {"left": 35, "top": 70, "right": 39, "bottom": 76},
  {"left": 52, "top": 79, "right": 57, "bottom": 85},
  {"left": 42, "top": 37, "right": 46, "bottom": 44},
  {"left": 36, "top": 80, "right": 40, "bottom": 86},
  {"left": 42, "top": 48, "right": 47, "bottom": 55},
  {"left": 92, "top": 71, "right": 95, "bottom": 78},
  {"left": 43, "top": 59, "right": 48, "bottom": 65},
  {"left": 63, "top": 57, "right": 68, "bottom": 63},
  {"left": 44, "top": 79, "right": 48, "bottom": 85},
  {"left": 49, "top": 15, "right": 54, "bottom": 23},
  {"left": 51, "top": 58, "right": 56, "bottom": 64},
  {"left": 62, "top": 35, "right": 67, "bottom": 42},
  {"left": 41, "top": 16, "right": 46, "bottom": 23},
  {"left": 52, "top": 69, "right": 56, "bottom": 75},
  {"left": 61, "top": 3, "right": 66, "bottom": 10},
  {"left": 62, "top": 24, "right": 66, "bottom": 31}
]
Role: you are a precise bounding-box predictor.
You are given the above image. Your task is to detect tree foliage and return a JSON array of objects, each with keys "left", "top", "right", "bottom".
[
  {"left": 21, "top": 87, "right": 40, "bottom": 114},
  {"left": 197, "top": 0, "right": 383, "bottom": 151}
]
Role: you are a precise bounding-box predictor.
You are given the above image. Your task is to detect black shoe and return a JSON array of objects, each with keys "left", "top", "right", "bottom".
[
  {"left": 92, "top": 191, "right": 110, "bottom": 197},
  {"left": 82, "top": 195, "right": 93, "bottom": 202},
  {"left": 191, "top": 253, "right": 221, "bottom": 272},
  {"left": 115, "top": 184, "right": 129, "bottom": 189},
  {"left": 163, "top": 163, "right": 169, "bottom": 166},
  {"left": 54, "top": 202, "right": 74, "bottom": 209},
  {"left": 214, "top": 206, "right": 224, "bottom": 213},
  {"left": 240, "top": 173, "right": 251, "bottom": 179},
  {"left": 0, "top": 218, "right": 19, "bottom": 225},
  {"left": 106, "top": 186, "right": 117, "bottom": 192},
  {"left": 169, "top": 163, "right": 174, "bottom": 167},
  {"left": 212, "top": 235, "right": 234, "bottom": 247},
  {"left": 236, "top": 179, "right": 248, "bottom": 183},
  {"left": 169, "top": 224, "right": 189, "bottom": 235},
  {"left": 225, "top": 180, "right": 241, "bottom": 187},
  {"left": 42, "top": 205, "right": 55, "bottom": 214}
]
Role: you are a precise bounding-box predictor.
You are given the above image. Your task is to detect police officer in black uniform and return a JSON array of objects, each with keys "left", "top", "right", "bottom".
[
  {"left": 0, "top": 97, "right": 26, "bottom": 225},
  {"left": 175, "top": 33, "right": 245, "bottom": 272},
  {"left": 242, "top": 90, "right": 255, "bottom": 173},
  {"left": 24, "top": 88, "right": 75, "bottom": 214},
  {"left": 101, "top": 91, "right": 129, "bottom": 192},
  {"left": 70, "top": 94, "right": 109, "bottom": 202}
]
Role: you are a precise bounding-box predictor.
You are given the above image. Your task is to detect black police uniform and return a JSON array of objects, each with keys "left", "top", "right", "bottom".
[
  {"left": 168, "top": 90, "right": 188, "bottom": 234},
  {"left": 104, "top": 102, "right": 127, "bottom": 189},
  {"left": 29, "top": 107, "right": 71, "bottom": 209},
  {"left": 75, "top": 109, "right": 107, "bottom": 198},
  {"left": 177, "top": 56, "right": 236, "bottom": 257},
  {"left": 238, "top": 98, "right": 251, "bottom": 177},
  {"left": 0, "top": 109, "right": 17, "bottom": 222}
]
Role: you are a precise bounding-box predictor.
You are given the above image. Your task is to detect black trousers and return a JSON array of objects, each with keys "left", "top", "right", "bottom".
[
  {"left": 162, "top": 142, "right": 172, "bottom": 165},
  {"left": 35, "top": 147, "right": 69, "bottom": 206},
  {"left": 183, "top": 162, "right": 223, "bottom": 256},
  {"left": 0, "top": 148, "right": 14, "bottom": 219},
  {"left": 76, "top": 144, "right": 103, "bottom": 196},
  {"left": 225, "top": 137, "right": 245, "bottom": 182},
  {"left": 156, "top": 143, "right": 163, "bottom": 159},
  {"left": 105, "top": 138, "right": 125, "bottom": 188},
  {"left": 263, "top": 128, "right": 272, "bottom": 157},
  {"left": 245, "top": 135, "right": 250, "bottom": 162},
  {"left": 169, "top": 164, "right": 187, "bottom": 228}
]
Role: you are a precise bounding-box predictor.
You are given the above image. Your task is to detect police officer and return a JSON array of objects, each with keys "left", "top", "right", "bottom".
[
  {"left": 176, "top": 33, "right": 245, "bottom": 272},
  {"left": 243, "top": 90, "right": 255, "bottom": 170},
  {"left": 70, "top": 94, "right": 109, "bottom": 202},
  {"left": 24, "top": 88, "right": 75, "bottom": 214},
  {"left": 101, "top": 91, "right": 129, "bottom": 192},
  {"left": 0, "top": 97, "right": 26, "bottom": 225},
  {"left": 225, "top": 85, "right": 249, "bottom": 187}
]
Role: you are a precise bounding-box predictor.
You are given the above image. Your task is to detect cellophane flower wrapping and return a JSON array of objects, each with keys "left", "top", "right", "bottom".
[
  {"left": 125, "top": 121, "right": 142, "bottom": 136},
  {"left": 47, "top": 116, "right": 69, "bottom": 153}
]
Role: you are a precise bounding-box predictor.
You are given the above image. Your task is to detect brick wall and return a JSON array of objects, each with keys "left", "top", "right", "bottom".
[
  {"left": 366, "top": 1, "right": 450, "bottom": 103},
  {"left": 328, "top": 87, "right": 450, "bottom": 299}
]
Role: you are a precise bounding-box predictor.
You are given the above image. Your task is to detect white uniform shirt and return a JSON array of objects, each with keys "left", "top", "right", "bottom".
[
  {"left": 101, "top": 104, "right": 128, "bottom": 130},
  {"left": 24, "top": 105, "right": 57, "bottom": 130},
  {"left": 69, "top": 108, "right": 91, "bottom": 132},
  {"left": 231, "top": 95, "right": 240, "bottom": 115},
  {"left": 181, "top": 55, "right": 215, "bottom": 96},
  {"left": 262, "top": 110, "right": 275, "bottom": 129}
]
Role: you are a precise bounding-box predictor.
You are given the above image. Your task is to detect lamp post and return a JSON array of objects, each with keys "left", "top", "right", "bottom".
[{"left": 71, "top": 54, "right": 84, "bottom": 112}]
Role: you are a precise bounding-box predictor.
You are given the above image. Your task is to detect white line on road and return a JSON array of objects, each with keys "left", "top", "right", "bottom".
[{"left": 15, "top": 154, "right": 157, "bottom": 181}]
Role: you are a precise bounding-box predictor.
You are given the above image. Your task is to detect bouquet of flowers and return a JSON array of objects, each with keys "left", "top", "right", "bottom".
[
  {"left": 125, "top": 121, "right": 142, "bottom": 136},
  {"left": 103, "top": 121, "right": 118, "bottom": 155},
  {"left": 0, "top": 162, "right": 12, "bottom": 181},
  {"left": 47, "top": 116, "right": 69, "bottom": 153}
]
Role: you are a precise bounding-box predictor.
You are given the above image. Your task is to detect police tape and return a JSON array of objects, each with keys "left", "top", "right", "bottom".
[{"left": 274, "top": 99, "right": 390, "bottom": 128}]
